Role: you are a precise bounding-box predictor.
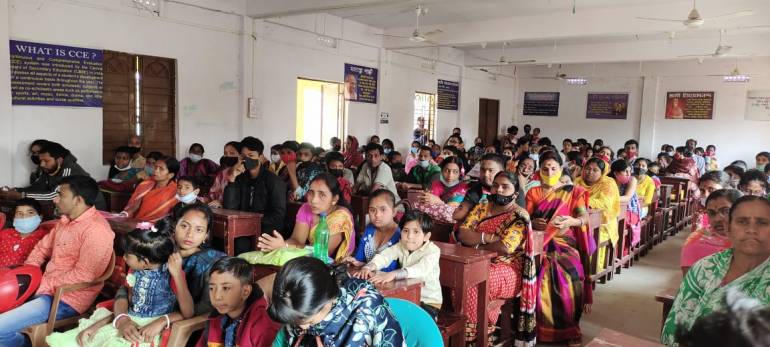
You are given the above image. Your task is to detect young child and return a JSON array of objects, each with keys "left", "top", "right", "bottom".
[
  {"left": 0, "top": 198, "right": 51, "bottom": 266},
  {"left": 196, "top": 257, "right": 279, "bottom": 347},
  {"left": 357, "top": 211, "right": 442, "bottom": 318},
  {"left": 172, "top": 176, "right": 203, "bottom": 219},
  {"left": 47, "top": 218, "right": 194, "bottom": 346},
  {"left": 344, "top": 189, "right": 400, "bottom": 272}
]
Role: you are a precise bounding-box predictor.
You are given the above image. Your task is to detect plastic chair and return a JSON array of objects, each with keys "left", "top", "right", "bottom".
[{"left": 385, "top": 298, "right": 443, "bottom": 346}]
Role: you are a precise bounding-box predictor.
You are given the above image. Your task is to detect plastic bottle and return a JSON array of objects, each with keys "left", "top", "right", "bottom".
[{"left": 313, "top": 212, "right": 330, "bottom": 264}]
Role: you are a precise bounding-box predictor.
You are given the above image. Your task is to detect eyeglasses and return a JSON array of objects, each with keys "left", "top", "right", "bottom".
[{"left": 705, "top": 207, "right": 730, "bottom": 218}]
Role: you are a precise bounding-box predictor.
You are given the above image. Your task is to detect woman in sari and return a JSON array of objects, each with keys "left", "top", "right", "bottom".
[
  {"left": 255, "top": 172, "right": 355, "bottom": 263},
  {"left": 689, "top": 171, "right": 732, "bottom": 233},
  {"left": 457, "top": 171, "right": 536, "bottom": 345},
  {"left": 680, "top": 189, "right": 742, "bottom": 275},
  {"left": 611, "top": 160, "right": 642, "bottom": 248},
  {"left": 662, "top": 195, "right": 770, "bottom": 346},
  {"left": 632, "top": 158, "right": 656, "bottom": 218},
  {"left": 121, "top": 155, "right": 179, "bottom": 222},
  {"left": 575, "top": 157, "right": 620, "bottom": 272},
  {"left": 525, "top": 151, "right": 593, "bottom": 346},
  {"left": 413, "top": 156, "right": 469, "bottom": 223},
  {"left": 343, "top": 136, "right": 364, "bottom": 171}
]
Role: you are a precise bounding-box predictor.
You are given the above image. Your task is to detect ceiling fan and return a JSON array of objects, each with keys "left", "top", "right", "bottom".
[
  {"left": 678, "top": 29, "right": 734, "bottom": 58},
  {"left": 531, "top": 65, "right": 573, "bottom": 80},
  {"left": 466, "top": 42, "right": 536, "bottom": 68},
  {"left": 373, "top": 5, "right": 442, "bottom": 44},
  {"left": 636, "top": 0, "right": 753, "bottom": 29}
]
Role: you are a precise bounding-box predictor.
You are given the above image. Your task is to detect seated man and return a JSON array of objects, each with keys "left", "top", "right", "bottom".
[
  {"left": 0, "top": 176, "right": 114, "bottom": 347},
  {"left": 1, "top": 142, "right": 106, "bottom": 211},
  {"left": 223, "top": 137, "right": 287, "bottom": 252},
  {"left": 354, "top": 143, "right": 400, "bottom": 201},
  {"left": 127, "top": 135, "right": 146, "bottom": 169},
  {"left": 397, "top": 145, "right": 440, "bottom": 190}
]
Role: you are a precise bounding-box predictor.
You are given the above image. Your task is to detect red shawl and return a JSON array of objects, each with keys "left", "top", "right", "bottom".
[{"left": 343, "top": 136, "right": 364, "bottom": 169}]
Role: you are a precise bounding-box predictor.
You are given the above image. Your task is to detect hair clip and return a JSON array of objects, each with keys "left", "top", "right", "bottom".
[{"left": 136, "top": 222, "right": 158, "bottom": 232}]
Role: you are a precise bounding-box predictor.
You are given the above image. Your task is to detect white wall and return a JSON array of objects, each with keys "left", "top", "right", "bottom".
[{"left": 513, "top": 59, "right": 770, "bottom": 166}]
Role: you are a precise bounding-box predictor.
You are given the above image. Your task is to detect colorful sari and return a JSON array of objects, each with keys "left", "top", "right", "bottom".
[
  {"left": 123, "top": 179, "right": 177, "bottom": 222},
  {"left": 459, "top": 202, "right": 536, "bottom": 346},
  {"left": 680, "top": 227, "right": 731, "bottom": 269},
  {"left": 575, "top": 176, "right": 620, "bottom": 272},
  {"left": 619, "top": 182, "right": 642, "bottom": 247},
  {"left": 306, "top": 206, "right": 356, "bottom": 263},
  {"left": 525, "top": 185, "right": 594, "bottom": 342},
  {"left": 413, "top": 179, "right": 468, "bottom": 223},
  {"left": 662, "top": 249, "right": 770, "bottom": 346}
]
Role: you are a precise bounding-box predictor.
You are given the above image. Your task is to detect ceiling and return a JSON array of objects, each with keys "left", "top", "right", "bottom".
[{"left": 246, "top": 0, "right": 770, "bottom": 65}]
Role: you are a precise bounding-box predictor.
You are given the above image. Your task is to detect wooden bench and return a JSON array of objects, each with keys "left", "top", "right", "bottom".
[
  {"left": 615, "top": 201, "right": 631, "bottom": 274},
  {"left": 211, "top": 208, "right": 263, "bottom": 256},
  {"left": 588, "top": 209, "right": 614, "bottom": 285},
  {"left": 655, "top": 288, "right": 677, "bottom": 330},
  {"left": 654, "top": 184, "right": 673, "bottom": 244},
  {"left": 350, "top": 194, "right": 370, "bottom": 234},
  {"left": 660, "top": 176, "right": 690, "bottom": 235}
]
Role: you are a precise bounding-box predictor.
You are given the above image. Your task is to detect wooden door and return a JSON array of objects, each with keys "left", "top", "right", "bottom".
[{"left": 478, "top": 98, "right": 499, "bottom": 146}]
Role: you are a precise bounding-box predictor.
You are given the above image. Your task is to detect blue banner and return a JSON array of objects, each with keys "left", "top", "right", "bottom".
[
  {"left": 586, "top": 93, "right": 629, "bottom": 119},
  {"left": 344, "top": 63, "right": 378, "bottom": 104},
  {"left": 10, "top": 40, "right": 103, "bottom": 107},
  {"left": 437, "top": 79, "right": 459, "bottom": 110},
  {"left": 523, "top": 92, "right": 560, "bottom": 116}
]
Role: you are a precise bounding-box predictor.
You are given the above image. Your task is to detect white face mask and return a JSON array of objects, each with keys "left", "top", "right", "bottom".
[
  {"left": 176, "top": 191, "right": 198, "bottom": 204},
  {"left": 113, "top": 164, "right": 131, "bottom": 172},
  {"left": 189, "top": 153, "right": 203, "bottom": 163},
  {"left": 270, "top": 154, "right": 281, "bottom": 163}
]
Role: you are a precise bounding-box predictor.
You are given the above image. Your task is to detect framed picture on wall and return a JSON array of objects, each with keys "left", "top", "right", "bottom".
[
  {"left": 523, "top": 92, "right": 559, "bottom": 116},
  {"left": 586, "top": 93, "right": 629, "bottom": 119},
  {"left": 746, "top": 90, "right": 770, "bottom": 121},
  {"left": 665, "top": 91, "right": 714, "bottom": 119}
]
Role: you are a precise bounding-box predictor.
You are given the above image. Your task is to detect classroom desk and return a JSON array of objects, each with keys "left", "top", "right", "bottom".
[
  {"left": 435, "top": 241, "right": 497, "bottom": 347},
  {"left": 350, "top": 194, "right": 370, "bottom": 233},
  {"left": 253, "top": 264, "right": 424, "bottom": 305},
  {"left": 655, "top": 288, "right": 677, "bottom": 330},
  {"left": 210, "top": 208, "right": 262, "bottom": 256},
  {"left": 586, "top": 328, "right": 663, "bottom": 347},
  {"left": 107, "top": 208, "right": 263, "bottom": 256},
  {"left": 100, "top": 189, "right": 131, "bottom": 213}
]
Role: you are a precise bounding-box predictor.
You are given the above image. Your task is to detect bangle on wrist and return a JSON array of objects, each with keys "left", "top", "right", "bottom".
[
  {"left": 163, "top": 314, "right": 171, "bottom": 329},
  {"left": 480, "top": 233, "right": 487, "bottom": 245},
  {"left": 112, "top": 313, "right": 129, "bottom": 328}
]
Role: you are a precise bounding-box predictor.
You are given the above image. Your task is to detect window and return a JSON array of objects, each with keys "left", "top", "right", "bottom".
[
  {"left": 102, "top": 51, "right": 176, "bottom": 164},
  {"left": 414, "top": 92, "right": 436, "bottom": 142},
  {"left": 296, "top": 78, "right": 346, "bottom": 147}
]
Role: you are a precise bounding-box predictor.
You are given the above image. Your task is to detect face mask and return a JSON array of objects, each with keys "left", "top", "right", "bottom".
[
  {"left": 243, "top": 157, "right": 259, "bottom": 171},
  {"left": 333, "top": 145, "right": 341, "bottom": 152},
  {"left": 541, "top": 170, "right": 562, "bottom": 186},
  {"left": 31, "top": 155, "right": 40, "bottom": 166},
  {"left": 529, "top": 154, "right": 539, "bottom": 163},
  {"left": 329, "top": 169, "right": 344, "bottom": 178},
  {"left": 627, "top": 150, "right": 637, "bottom": 158},
  {"left": 113, "top": 164, "right": 131, "bottom": 172},
  {"left": 757, "top": 164, "right": 766, "bottom": 171},
  {"left": 14, "top": 215, "right": 42, "bottom": 234},
  {"left": 431, "top": 151, "right": 439, "bottom": 158},
  {"left": 419, "top": 160, "right": 430, "bottom": 168},
  {"left": 189, "top": 153, "right": 203, "bottom": 163},
  {"left": 615, "top": 175, "right": 630, "bottom": 184},
  {"left": 280, "top": 152, "right": 296, "bottom": 163},
  {"left": 439, "top": 175, "right": 459, "bottom": 188},
  {"left": 491, "top": 193, "right": 515, "bottom": 206},
  {"left": 410, "top": 147, "right": 419, "bottom": 155},
  {"left": 634, "top": 167, "right": 647, "bottom": 176},
  {"left": 145, "top": 165, "right": 154, "bottom": 176},
  {"left": 270, "top": 154, "right": 281, "bottom": 164},
  {"left": 384, "top": 148, "right": 392, "bottom": 154},
  {"left": 219, "top": 156, "right": 239, "bottom": 167},
  {"left": 176, "top": 191, "right": 198, "bottom": 204},
  {"left": 667, "top": 151, "right": 675, "bottom": 157}
]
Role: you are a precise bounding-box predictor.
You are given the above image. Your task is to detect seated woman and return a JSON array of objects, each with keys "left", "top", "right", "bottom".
[
  {"left": 342, "top": 136, "right": 364, "bottom": 172},
  {"left": 610, "top": 159, "right": 642, "bottom": 248},
  {"left": 121, "top": 156, "right": 179, "bottom": 222},
  {"left": 738, "top": 169, "right": 768, "bottom": 197},
  {"left": 268, "top": 257, "right": 404, "bottom": 347},
  {"left": 632, "top": 158, "right": 656, "bottom": 218},
  {"left": 99, "top": 146, "right": 141, "bottom": 192},
  {"left": 680, "top": 189, "right": 742, "bottom": 275},
  {"left": 179, "top": 143, "right": 220, "bottom": 190},
  {"left": 173, "top": 204, "right": 227, "bottom": 316},
  {"left": 345, "top": 189, "right": 400, "bottom": 272},
  {"left": 0, "top": 199, "right": 52, "bottom": 266},
  {"left": 661, "top": 195, "right": 770, "bottom": 346},
  {"left": 253, "top": 172, "right": 355, "bottom": 264},
  {"left": 691, "top": 171, "right": 732, "bottom": 233},
  {"left": 526, "top": 150, "right": 592, "bottom": 346},
  {"left": 575, "top": 158, "right": 620, "bottom": 272},
  {"left": 457, "top": 171, "right": 536, "bottom": 345},
  {"left": 515, "top": 157, "right": 538, "bottom": 207},
  {"left": 204, "top": 141, "right": 242, "bottom": 208},
  {"left": 412, "top": 156, "right": 469, "bottom": 224}
]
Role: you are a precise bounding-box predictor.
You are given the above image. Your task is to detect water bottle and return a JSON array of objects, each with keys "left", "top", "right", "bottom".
[
  {"left": 480, "top": 193, "right": 489, "bottom": 204},
  {"left": 313, "top": 212, "right": 330, "bottom": 264}
]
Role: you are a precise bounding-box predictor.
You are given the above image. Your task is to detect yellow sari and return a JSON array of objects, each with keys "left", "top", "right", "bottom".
[
  {"left": 308, "top": 207, "right": 355, "bottom": 263},
  {"left": 636, "top": 175, "right": 655, "bottom": 216},
  {"left": 575, "top": 175, "right": 620, "bottom": 271}
]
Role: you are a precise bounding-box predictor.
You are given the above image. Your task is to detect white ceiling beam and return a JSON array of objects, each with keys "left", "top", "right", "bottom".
[{"left": 247, "top": 0, "right": 417, "bottom": 19}]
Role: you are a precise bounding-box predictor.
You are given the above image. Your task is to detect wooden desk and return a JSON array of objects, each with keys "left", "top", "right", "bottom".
[
  {"left": 107, "top": 216, "right": 141, "bottom": 235},
  {"left": 435, "top": 241, "right": 497, "bottom": 347},
  {"left": 586, "top": 328, "right": 663, "bottom": 347},
  {"left": 100, "top": 189, "right": 131, "bottom": 213},
  {"left": 350, "top": 195, "right": 370, "bottom": 233},
  {"left": 211, "top": 208, "right": 262, "bottom": 256},
  {"left": 655, "top": 288, "right": 677, "bottom": 330}
]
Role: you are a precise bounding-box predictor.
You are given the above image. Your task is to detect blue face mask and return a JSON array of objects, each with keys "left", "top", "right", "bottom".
[
  {"left": 145, "top": 165, "right": 154, "bottom": 176},
  {"left": 410, "top": 147, "right": 418, "bottom": 154},
  {"left": 419, "top": 160, "right": 430, "bottom": 168},
  {"left": 176, "top": 191, "right": 198, "bottom": 204},
  {"left": 14, "top": 215, "right": 42, "bottom": 234}
]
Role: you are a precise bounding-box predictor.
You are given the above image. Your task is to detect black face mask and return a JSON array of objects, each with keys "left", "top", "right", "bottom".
[
  {"left": 634, "top": 167, "right": 647, "bottom": 176},
  {"left": 329, "top": 169, "right": 344, "bottom": 178},
  {"left": 243, "top": 157, "right": 259, "bottom": 171},
  {"left": 220, "top": 156, "right": 239, "bottom": 167},
  {"left": 491, "top": 193, "right": 515, "bottom": 206},
  {"left": 333, "top": 145, "right": 341, "bottom": 152},
  {"left": 31, "top": 155, "right": 40, "bottom": 166}
]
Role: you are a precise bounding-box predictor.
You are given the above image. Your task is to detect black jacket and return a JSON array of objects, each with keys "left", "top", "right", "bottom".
[
  {"left": 223, "top": 167, "right": 287, "bottom": 233},
  {"left": 19, "top": 159, "right": 107, "bottom": 211}
]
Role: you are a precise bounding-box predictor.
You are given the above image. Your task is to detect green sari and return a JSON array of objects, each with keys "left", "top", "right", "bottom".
[{"left": 661, "top": 249, "right": 770, "bottom": 346}]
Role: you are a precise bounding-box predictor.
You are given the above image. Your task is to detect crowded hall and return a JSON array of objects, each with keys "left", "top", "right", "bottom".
[{"left": 1, "top": 0, "right": 770, "bottom": 346}]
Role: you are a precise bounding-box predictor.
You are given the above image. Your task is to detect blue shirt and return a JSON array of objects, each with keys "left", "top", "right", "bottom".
[{"left": 354, "top": 224, "right": 400, "bottom": 272}]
